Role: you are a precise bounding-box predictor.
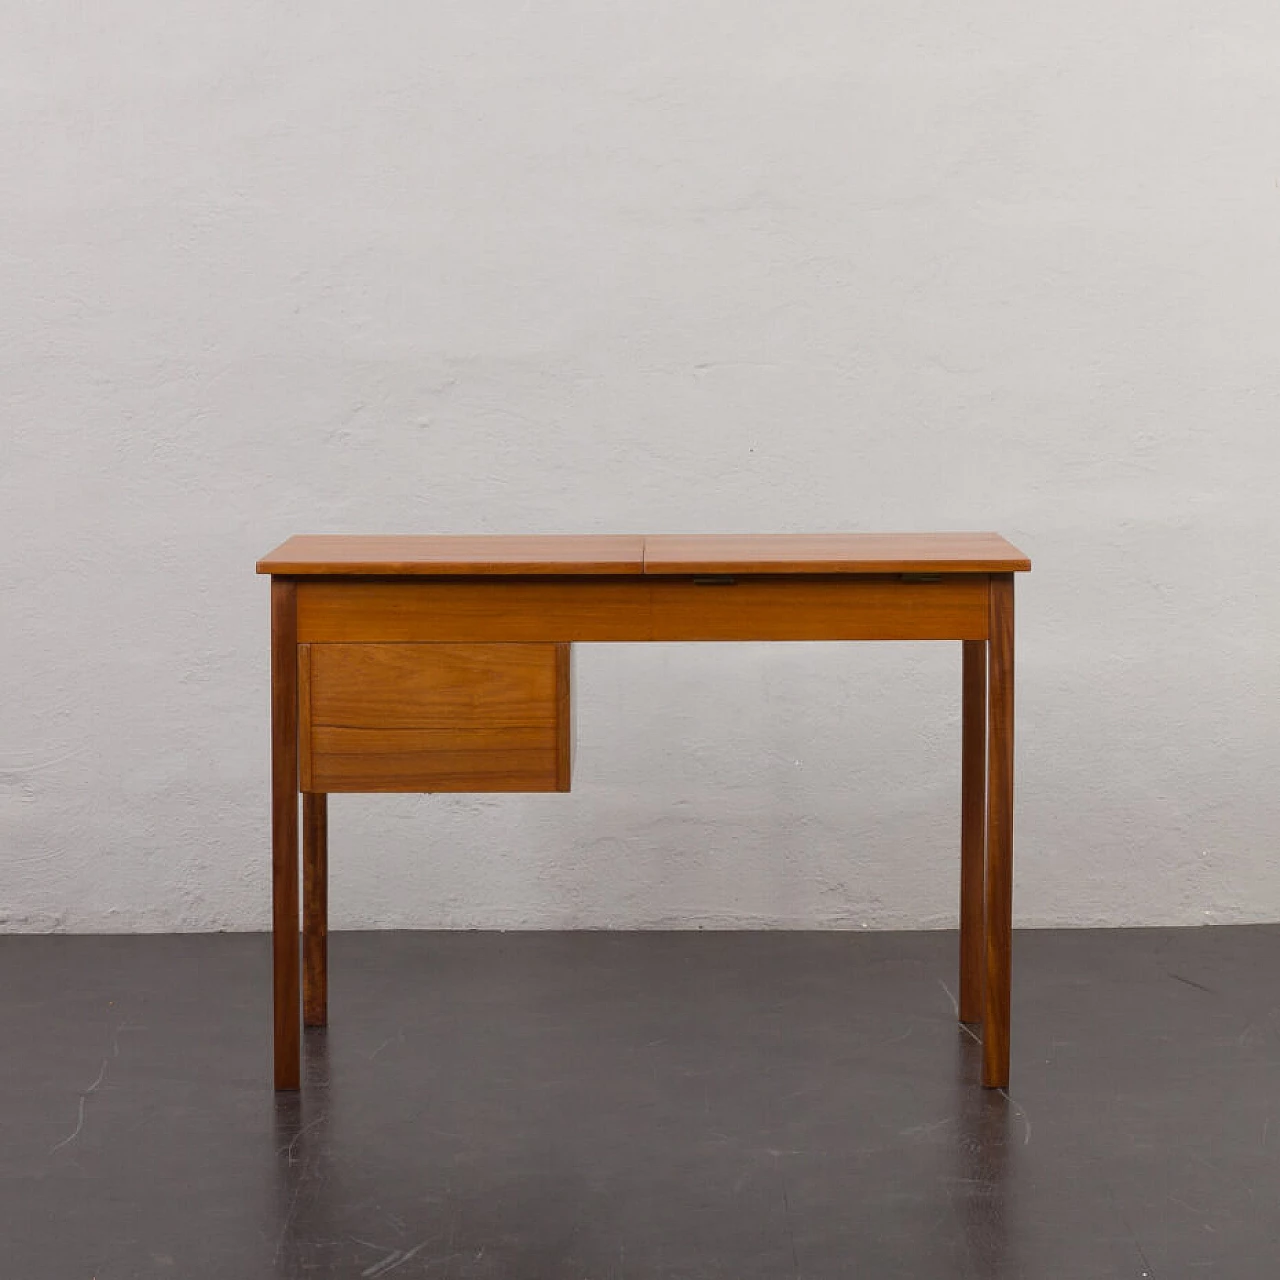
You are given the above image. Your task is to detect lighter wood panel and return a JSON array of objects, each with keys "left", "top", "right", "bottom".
[
  {"left": 305, "top": 643, "right": 568, "bottom": 793},
  {"left": 297, "top": 576, "right": 989, "bottom": 643}
]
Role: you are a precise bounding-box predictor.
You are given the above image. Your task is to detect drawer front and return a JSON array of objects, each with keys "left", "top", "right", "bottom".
[{"left": 300, "top": 642, "right": 571, "bottom": 793}]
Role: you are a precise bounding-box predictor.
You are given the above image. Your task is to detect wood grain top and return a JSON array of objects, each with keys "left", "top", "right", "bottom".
[
  {"left": 257, "top": 535, "right": 647, "bottom": 576},
  {"left": 642, "top": 533, "right": 1031, "bottom": 574},
  {"left": 258, "top": 533, "right": 1029, "bottom": 576}
]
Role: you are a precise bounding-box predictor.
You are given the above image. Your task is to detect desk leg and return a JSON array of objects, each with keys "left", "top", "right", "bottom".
[
  {"left": 271, "top": 577, "right": 301, "bottom": 1090},
  {"left": 303, "top": 793, "right": 328, "bottom": 1027},
  {"left": 959, "top": 640, "right": 987, "bottom": 1025},
  {"left": 983, "top": 574, "right": 1014, "bottom": 1089}
]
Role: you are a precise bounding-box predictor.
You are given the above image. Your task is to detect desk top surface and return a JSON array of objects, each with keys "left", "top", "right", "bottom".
[{"left": 258, "top": 533, "right": 1030, "bottom": 576}]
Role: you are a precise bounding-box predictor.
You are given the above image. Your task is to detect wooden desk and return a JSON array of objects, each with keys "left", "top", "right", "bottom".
[{"left": 258, "top": 533, "right": 1031, "bottom": 1090}]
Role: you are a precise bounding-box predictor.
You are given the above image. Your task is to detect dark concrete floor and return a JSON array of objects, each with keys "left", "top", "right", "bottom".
[{"left": 2, "top": 927, "right": 1278, "bottom": 1278}]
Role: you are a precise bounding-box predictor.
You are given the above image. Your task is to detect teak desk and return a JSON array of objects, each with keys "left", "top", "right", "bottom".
[{"left": 258, "top": 533, "right": 1030, "bottom": 1091}]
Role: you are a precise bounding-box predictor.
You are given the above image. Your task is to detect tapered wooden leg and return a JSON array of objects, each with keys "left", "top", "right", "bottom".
[
  {"left": 271, "top": 577, "right": 301, "bottom": 1090},
  {"left": 960, "top": 640, "right": 987, "bottom": 1024},
  {"left": 303, "top": 792, "right": 328, "bottom": 1027},
  {"left": 983, "top": 575, "right": 1015, "bottom": 1089}
]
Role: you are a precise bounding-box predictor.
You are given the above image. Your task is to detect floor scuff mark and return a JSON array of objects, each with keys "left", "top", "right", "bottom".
[
  {"left": 279, "top": 1113, "right": 328, "bottom": 1166},
  {"left": 1167, "top": 972, "right": 1216, "bottom": 995},
  {"left": 363, "top": 1240, "right": 429, "bottom": 1277},
  {"left": 49, "top": 1021, "right": 141, "bottom": 1155},
  {"left": 998, "top": 1089, "right": 1032, "bottom": 1146},
  {"left": 938, "top": 980, "right": 982, "bottom": 1045}
]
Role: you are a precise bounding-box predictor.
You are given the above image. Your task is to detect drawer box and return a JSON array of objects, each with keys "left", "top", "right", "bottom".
[{"left": 299, "top": 642, "right": 572, "bottom": 793}]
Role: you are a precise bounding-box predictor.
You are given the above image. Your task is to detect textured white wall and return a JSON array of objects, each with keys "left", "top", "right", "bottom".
[{"left": 3, "top": 2, "right": 1279, "bottom": 932}]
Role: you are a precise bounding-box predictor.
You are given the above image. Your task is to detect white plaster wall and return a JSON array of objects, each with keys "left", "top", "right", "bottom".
[{"left": 3, "top": 2, "right": 1279, "bottom": 933}]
